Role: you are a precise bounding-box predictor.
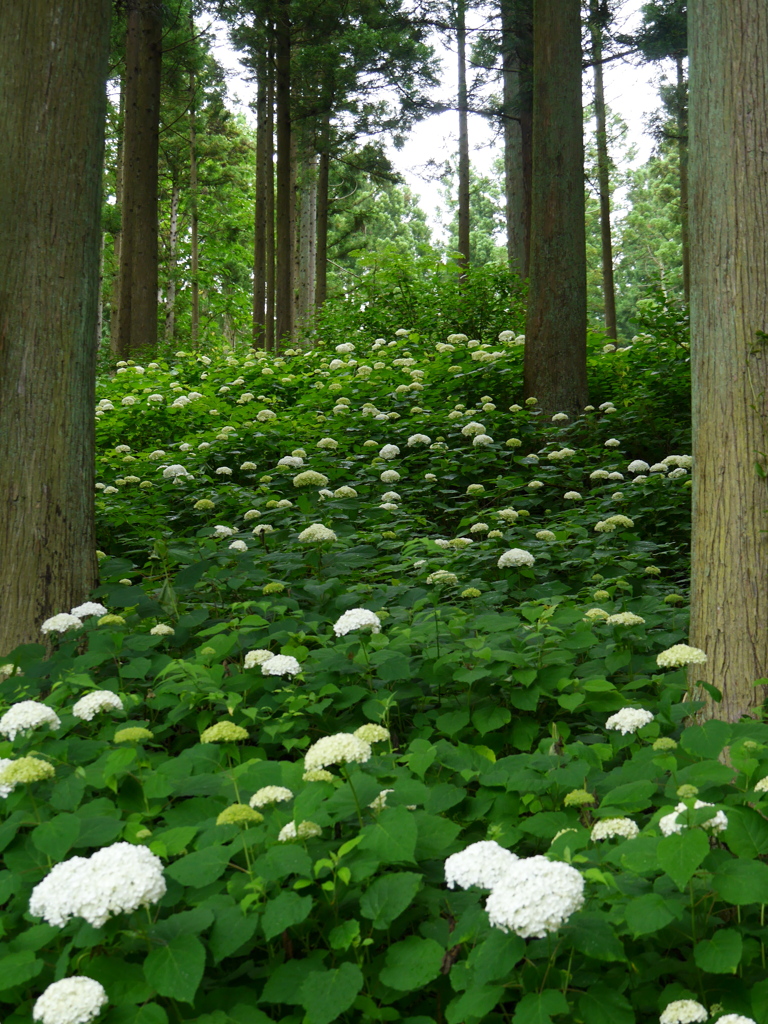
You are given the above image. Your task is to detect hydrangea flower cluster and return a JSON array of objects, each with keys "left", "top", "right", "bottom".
[
  {"left": 260, "top": 654, "right": 301, "bottom": 676},
  {"left": 591, "top": 817, "right": 640, "bottom": 841},
  {"left": 40, "top": 613, "right": 83, "bottom": 635},
  {"left": 333, "top": 608, "right": 382, "bottom": 637},
  {"left": 29, "top": 842, "right": 166, "bottom": 927},
  {"left": 0, "top": 756, "right": 55, "bottom": 796},
  {"left": 445, "top": 841, "right": 519, "bottom": 890},
  {"left": 658, "top": 800, "right": 728, "bottom": 837},
  {"left": 605, "top": 708, "right": 654, "bottom": 734},
  {"left": 72, "top": 691, "right": 123, "bottom": 721},
  {"left": 497, "top": 548, "right": 535, "bottom": 568},
  {"left": 0, "top": 700, "right": 61, "bottom": 740},
  {"left": 249, "top": 785, "right": 293, "bottom": 808},
  {"left": 304, "top": 732, "right": 372, "bottom": 771},
  {"left": 659, "top": 1000, "right": 708, "bottom": 1024},
  {"left": 298, "top": 523, "right": 337, "bottom": 543},
  {"left": 485, "top": 855, "right": 584, "bottom": 939},
  {"left": 33, "top": 977, "right": 108, "bottom": 1024},
  {"left": 656, "top": 644, "right": 707, "bottom": 668}
]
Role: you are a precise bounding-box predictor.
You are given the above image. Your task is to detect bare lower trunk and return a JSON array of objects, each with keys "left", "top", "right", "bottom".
[
  {"left": 456, "top": 0, "right": 470, "bottom": 272},
  {"left": 676, "top": 54, "right": 690, "bottom": 305},
  {"left": 275, "top": 4, "right": 293, "bottom": 348},
  {"left": 0, "top": 0, "right": 109, "bottom": 653},
  {"left": 590, "top": 3, "right": 617, "bottom": 338},
  {"left": 165, "top": 182, "right": 180, "bottom": 342},
  {"left": 688, "top": 0, "right": 768, "bottom": 721},
  {"left": 253, "top": 53, "right": 269, "bottom": 349},
  {"left": 315, "top": 146, "right": 330, "bottom": 309},
  {"left": 189, "top": 62, "right": 200, "bottom": 349}
]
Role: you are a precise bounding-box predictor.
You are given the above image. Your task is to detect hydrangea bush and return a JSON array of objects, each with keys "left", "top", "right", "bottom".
[{"left": 2, "top": 328, "right": 766, "bottom": 1024}]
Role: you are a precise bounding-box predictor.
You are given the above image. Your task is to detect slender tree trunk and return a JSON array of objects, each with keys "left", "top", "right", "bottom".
[
  {"left": 266, "top": 59, "right": 276, "bottom": 352},
  {"left": 590, "top": 2, "right": 617, "bottom": 338},
  {"left": 110, "top": 72, "right": 126, "bottom": 346},
  {"left": 523, "top": 0, "right": 587, "bottom": 416},
  {"left": 676, "top": 54, "right": 690, "bottom": 305},
  {"left": 295, "top": 145, "right": 317, "bottom": 333},
  {"left": 97, "top": 232, "right": 106, "bottom": 348},
  {"left": 501, "top": 0, "right": 526, "bottom": 276},
  {"left": 315, "top": 145, "right": 330, "bottom": 309},
  {"left": 275, "top": 3, "right": 293, "bottom": 347},
  {"left": 456, "top": 0, "right": 471, "bottom": 271},
  {"left": 0, "top": 0, "right": 109, "bottom": 654},
  {"left": 114, "top": 1, "right": 161, "bottom": 358},
  {"left": 688, "top": 0, "right": 768, "bottom": 722},
  {"left": 253, "top": 52, "right": 269, "bottom": 349},
  {"left": 189, "top": 62, "right": 200, "bottom": 350},
  {"left": 165, "top": 182, "right": 180, "bottom": 342}
]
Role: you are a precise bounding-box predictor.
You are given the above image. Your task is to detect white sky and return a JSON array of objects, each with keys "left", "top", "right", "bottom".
[{"left": 208, "top": 1, "right": 671, "bottom": 237}]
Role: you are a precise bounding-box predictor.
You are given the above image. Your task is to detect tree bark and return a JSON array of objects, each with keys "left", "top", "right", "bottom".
[
  {"left": 113, "top": 1, "right": 161, "bottom": 358},
  {"left": 189, "top": 59, "right": 200, "bottom": 350},
  {"left": 315, "top": 145, "right": 330, "bottom": 309},
  {"left": 456, "top": 0, "right": 471, "bottom": 272},
  {"left": 500, "top": 0, "right": 527, "bottom": 276},
  {"left": 676, "top": 54, "right": 690, "bottom": 305},
  {"left": 523, "top": 0, "right": 588, "bottom": 416},
  {"left": 164, "top": 181, "right": 180, "bottom": 342},
  {"left": 275, "top": 2, "right": 293, "bottom": 348},
  {"left": 110, "top": 72, "right": 126, "bottom": 347},
  {"left": 590, "top": 1, "right": 617, "bottom": 338},
  {"left": 0, "top": 0, "right": 109, "bottom": 654},
  {"left": 253, "top": 50, "right": 270, "bottom": 349},
  {"left": 265, "top": 59, "right": 276, "bottom": 352},
  {"left": 688, "top": 0, "right": 768, "bottom": 722}
]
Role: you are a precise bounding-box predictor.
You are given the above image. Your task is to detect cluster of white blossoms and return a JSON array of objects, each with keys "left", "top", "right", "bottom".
[
  {"left": 0, "top": 700, "right": 61, "bottom": 741},
  {"left": 244, "top": 648, "right": 274, "bottom": 669},
  {"left": 304, "top": 732, "right": 372, "bottom": 771},
  {"left": 486, "top": 855, "right": 584, "bottom": 939},
  {"left": 378, "top": 444, "right": 400, "bottom": 460},
  {"left": 354, "top": 723, "right": 389, "bottom": 744},
  {"left": 161, "top": 464, "right": 193, "bottom": 481},
  {"left": 40, "top": 612, "right": 83, "bottom": 635},
  {"left": 260, "top": 654, "right": 301, "bottom": 677},
  {"left": 72, "top": 691, "right": 123, "bottom": 722},
  {"left": 149, "top": 623, "right": 175, "bottom": 636},
  {"left": 278, "top": 820, "right": 322, "bottom": 842},
  {"left": 716, "top": 1016, "right": 757, "bottom": 1024},
  {"left": 29, "top": 842, "right": 166, "bottom": 928},
  {"left": 445, "top": 841, "right": 519, "bottom": 891},
  {"left": 426, "top": 570, "right": 458, "bottom": 586},
  {"left": 497, "top": 548, "right": 535, "bottom": 569},
  {"left": 333, "top": 608, "right": 382, "bottom": 637},
  {"left": 70, "top": 602, "right": 108, "bottom": 619},
  {"left": 659, "top": 1000, "right": 709, "bottom": 1024},
  {"left": 33, "top": 977, "right": 108, "bottom": 1024},
  {"left": 407, "top": 433, "right": 431, "bottom": 446},
  {"left": 249, "top": 785, "right": 293, "bottom": 808},
  {"left": 591, "top": 817, "right": 640, "bottom": 841},
  {"left": 605, "top": 708, "right": 654, "bottom": 735},
  {"left": 293, "top": 470, "right": 329, "bottom": 488},
  {"left": 461, "top": 421, "right": 486, "bottom": 437},
  {"left": 656, "top": 644, "right": 707, "bottom": 668},
  {"left": 658, "top": 800, "right": 728, "bottom": 837},
  {"left": 605, "top": 612, "right": 646, "bottom": 627},
  {"left": 298, "top": 523, "right": 337, "bottom": 543}
]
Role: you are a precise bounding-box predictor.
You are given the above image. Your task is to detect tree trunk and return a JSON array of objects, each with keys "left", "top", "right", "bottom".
[
  {"left": 275, "top": 3, "right": 293, "bottom": 348},
  {"left": 523, "top": 0, "right": 588, "bottom": 416},
  {"left": 501, "top": 0, "right": 527, "bottom": 276},
  {"left": 676, "top": 54, "right": 690, "bottom": 305},
  {"left": 110, "top": 72, "right": 126, "bottom": 347},
  {"left": 0, "top": 0, "right": 109, "bottom": 654},
  {"left": 189, "top": 61, "right": 200, "bottom": 350},
  {"left": 456, "top": 0, "right": 471, "bottom": 271},
  {"left": 315, "top": 145, "right": 330, "bottom": 309},
  {"left": 590, "top": 2, "right": 617, "bottom": 339},
  {"left": 164, "top": 181, "right": 180, "bottom": 342},
  {"left": 253, "top": 51, "right": 270, "bottom": 349},
  {"left": 688, "top": 0, "right": 768, "bottom": 722},
  {"left": 295, "top": 145, "right": 317, "bottom": 333},
  {"left": 113, "top": 1, "right": 161, "bottom": 359},
  {"left": 265, "top": 60, "right": 276, "bottom": 352}
]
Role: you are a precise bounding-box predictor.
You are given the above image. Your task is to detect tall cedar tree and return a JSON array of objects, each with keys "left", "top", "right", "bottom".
[
  {"left": 523, "top": 0, "right": 588, "bottom": 415},
  {"left": 589, "top": 0, "right": 617, "bottom": 338},
  {"left": 0, "top": 1, "right": 110, "bottom": 653},
  {"left": 688, "top": 0, "right": 768, "bottom": 721},
  {"left": 499, "top": 0, "right": 532, "bottom": 277}
]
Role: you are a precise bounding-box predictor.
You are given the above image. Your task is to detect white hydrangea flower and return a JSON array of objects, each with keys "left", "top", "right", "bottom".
[
  {"left": 33, "top": 977, "right": 108, "bottom": 1024},
  {"left": 659, "top": 999, "right": 708, "bottom": 1024},
  {"left": 354, "top": 724, "right": 389, "bottom": 743},
  {"left": 278, "top": 821, "right": 322, "bottom": 842},
  {"left": 407, "top": 434, "right": 431, "bottom": 446},
  {"left": 485, "top": 856, "right": 584, "bottom": 938},
  {"left": 591, "top": 818, "right": 640, "bottom": 841},
  {"left": 249, "top": 785, "right": 293, "bottom": 808},
  {"left": 41, "top": 613, "right": 83, "bottom": 635},
  {"left": 70, "top": 602, "right": 108, "bottom": 619},
  {"left": 604, "top": 438, "right": 621, "bottom": 447},
  {"left": 29, "top": 842, "right": 166, "bottom": 927},
  {"left": 162, "top": 464, "right": 192, "bottom": 480},
  {"left": 72, "top": 691, "right": 123, "bottom": 722},
  {"left": 445, "top": 841, "right": 518, "bottom": 890},
  {"left": 333, "top": 608, "right": 381, "bottom": 637},
  {"left": 426, "top": 570, "right": 458, "bottom": 586},
  {"left": 584, "top": 608, "right": 609, "bottom": 621},
  {"left": 497, "top": 548, "right": 535, "bottom": 568},
  {"left": 369, "top": 789, "right": 394, "bottom": 812},
  {"left": 379, "top": 444, "right": 400, "bottom": 460},
  {"left": 656, "top": 644, "right": 707, "bottom": 668},
  {"left": 527, "top": 480, "right": 544, "bottom": 490},
  {"left": 0, "top": 701, "right": 61, "bottom": 741},
  {"left": 261, "top": 654, "right": 301, "bottom": 677},
  {"left": 551, "top": 412, "right": 569, "bottom": 422},
  {"left": 298, "top": 524, "right": 337, "bottom": 543},
  {"left": 317, "top": 437, "right": 338, "bottom": 450},
  {"left": 304, "top": 733, "right": 372, "bottom": 771},
  {"left": 563, "top": 491, "right": 582, "bottom": 500},
  {"left": 754, "top": 776, "right": 768, "bottom": 793},
  {"left": 497, "top": 508, "right": 519, "bottom": 522},
  {"left": 149, "top": 623, "right": 174, "bottom": 636},
  {"left": 605, "top": 612, "right": 646, "bottom": 626},
  {"left": 472, "top": 433, "right": 493, "bottom": 446},
  {"left": 536, "top": 530, "right": 556, "bottom": 541},
  {"left": 334, "top": 486, "right": 358, "bottom": 498},
  {"left": 716, "top": 1015, "right": 757, "bottom": 1024},
  {"left": 278, "top": 455, "right": 304, "bottom": 469},
  {"left": 659, "top": 800, "right": 728, "bottom": 837},
  {"left": 590, "top": 469, "right": 610, "bottom": 480},
  {"left": 213, "top": 525, "right": 236, "bottom": 538},
  {"left": 228, "top": 540, "right": 248, "bottom": 552},
  {"left": 461, "top": 421, "right": 486, "bottom": 437},
  {"left": 244, "top": 649, "right": 274, "bottom": 668},
  {"left": 605, "top": 708, "right": 654, "bottom": 734},
  {"left": 627, "top": 459, "right": 650, "bottom": 473}
]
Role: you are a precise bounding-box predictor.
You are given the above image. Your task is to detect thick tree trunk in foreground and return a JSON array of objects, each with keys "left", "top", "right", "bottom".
[
  {"left": 113, "top": 2, "right": 162, "bottom": 358},
  {"left": 456, "top": 0, "right": 471, "bottom": 272},
  {"left": 688, "top": 0, "right": 768, "bottom": 722},
  {"left": 523, "top": 0, "right": 587, "bottom": 416},
  {"left": 590, "top": 2, "right": 617, "bottom": 339},
  {"left": 0, "top": 0, "right": 109, "bottom": 654}
]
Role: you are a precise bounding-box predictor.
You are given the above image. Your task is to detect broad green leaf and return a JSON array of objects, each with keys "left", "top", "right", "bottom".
[
  {"left": 379, "top": 936, "right": 444, "bottom": 990},
  {"left": 680, "top": 720, "right": 732, "bottom": 759},
  {"left": 300, "top": 963, "right": 364, "bottom": 1024},
  {"left": 0, "top": 950, "right": 44, "bottom": 991},
  {"left": 253, "top": 843, "right": 312, "bottom": 882},
  {"left": 165, "top": 845, "right": 232, "bottom": 888},
  {"left": 31, "top": 814, "right": 80, "bottom": 860},
  {"left": 657, "top": 829, "right": 709, "bottom": 890},
  {"left": 328, "top": 919, "right": 360, "bottom": 951},
  {"left": 143, "top": 934, "right": 205, "bottom": 1003},
  {"left": 436, "top": 709, "right": 470, "bottom": 736},
  {"left": 209, "top": 904, "right": 259, "bottom": 963},
  {"left": 599, "top": 780, "right": 656, "bottom": 811},
  {"left": 624, "top": 893, "right": 678, "bottom": 936},
  {"left": 106, "top": 1004, "right": 169, "bottom": 1024},
  {"left": 713, "top": 859, "right": 768, "bottom": 904},
  {"left": 723, "top": 806, "right": 768, "bottom": 859},
  {"left": 359, "top": 806, "right": 418, "bottom": 865},
  {"left": 578, "top": 985, "right": 635, "bottom": 1024},
  {"left": 359, "top": 871, "right": 422, "bottom": 929},
  {"left": 86, "top": 958, "right": 153, "bottom": 1005},
  {"left": 152, "top": 907, "right": 214, "bottom": 942},
  {"left": 466, "top": 929, "right": 525, "bottom": 985},
  {"left": 261, "top": 890, "right": 313, "bottom": 941},
  {"left": 568, "top": 912, "right": 626, "bottom": 961},
  {"left": 472, "top": 706, "right": 511, "bottom": 735},
  {"left": 446, "top": 985, "right": 505, "bottom": 1024},
  {"left": 512, "top": 990, "right": 570, "bottom": 1023},
  {"left": 694, "top": 929, "right": 743, "bottom": 973},
  {"left": 75, "top": 816, "right": 123, "bottom": 848},
  {"left": 619, "top": 835, "right": 660, "bottom": 875},
  {"left": 151, "top": 826, "right": 198, "bottom": 857},
  {"left": 260, "top": 957, "right": 326, "bottom": 1004},
  {"left": 414, "top": 812, "right": 462, "bottom": 858}
]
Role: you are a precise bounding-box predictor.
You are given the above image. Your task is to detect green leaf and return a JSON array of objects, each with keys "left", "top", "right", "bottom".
[
  {"left": 379, "top": 936, "right": 444, "bottom": 991},
  {"left": 466, "top": 929, "right": 525, "bottom": 985},
  {"left": 260, "top": 957, "right": 326, "bottom": 1004},
  {"left": 512, "top": 990, "right": 570, "bottom": 1023},
  {"left": 713, "top": 859, "right": 768, "bottom": 904},
  {"left": 31, "top": 813, "right": 80, "bottom": 860},
  {"left": 106, "top": 1004, "right": 169, "bottom": 1024},
  {"left": 143, "top": 934, "right": 206, "bottom": 1003},
  {"left": 75, "top": 816, "right": 124, "bottom": 848},
  {"left": 680, "top": 720, "right": 732, "bottom": 759},
  {"left": 624, "top": 893, "right": 678, "bottom": 936},
  {"left": 328, "top": 919, "right": 360, "bottom": 951},
  {"left": 577, "top": 986, "right": 635, "bottom": 1024},
  {"left": 436, "top": 709, "right": 470, "bottom": 736},
  {"left": 472, "top": 706, "right": 511, "bottom": 735},
  {"left": 300, "top": 963, "right": 364, "bottom": 1024},
  {"left": 165, "top": 845, "right": 232, "bottom": 888},
  {"left": 359, "top": 806, "right": 418, "bottom": 865},
  {"left": 0, "top": 950, "right": 44, "bottom": 992},
  {"left": 568, "top": 912, "right": 626, "bottom": 961},
  {"left": 446, "top": 985, "right": 505, "bottom": 1024},
  {"left": 261, "top": 891, "right": 313, "bottom": 941},
  {"left": 694, "top": 929, "right": 743, "bottom": 973},
  {"left": 657, "top": 829, "right": 710, "bottom": 890},
  {"left": 414, "top": 812, "right": 462, "bottom": 858},
  {"left": 253, "top": 844, "right": 312, "bottom": 882},
  {"left": 86, "top": 958, "right": 153, "bottom": 1005},
  {"left": 151, "top": 826, "right": 198, "bottom": 857},
  {"left": 599, "top": 780, "right": 656, "bottom": 812},
  {"left": 360, "top": 871, "right": 422, "bottom": 929},
  {"left": 209, "top": 904, "right": 259, "bottom": 963},
  {"left": 724, "top": 806, "right": 768, "bottom": 859}
]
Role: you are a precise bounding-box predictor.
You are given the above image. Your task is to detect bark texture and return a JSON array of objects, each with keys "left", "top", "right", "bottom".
[
  {"left": 0, "top": 0, "right": 109, "bottom": 653},
  {"left": 500, "top": 0, "right": 530, "bottom": 277},
  {"left": 689, "top": 0, "right": 768, "bottom": 721},
  {"left": 523, "top": 0, "right": 587, "bottom": 416},
  {"left": 590, "top": 3, "right": 617, "bottom": 338},
  {"left": 275, "top": 3, "right": 293, "bottom": 347},
  {"left": 456, "top": 0, "right": 471, "bottom": 271}
]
